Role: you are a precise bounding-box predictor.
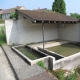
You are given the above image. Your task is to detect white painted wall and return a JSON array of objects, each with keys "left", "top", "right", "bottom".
[
  {"left": 17, "top": 19, "right": 58, "bottom": 44},
  {"left": 59, "top": 23, "right": 80, "bottom": 42},
  {"left": 5, "top": 18, "right": 58, "bottom": 45},
  {"left": 5, "top": 19, "right": 18, "bottom": 45},
  {"left": 5, "top": 15, "right": 80, "bottom": 45}
]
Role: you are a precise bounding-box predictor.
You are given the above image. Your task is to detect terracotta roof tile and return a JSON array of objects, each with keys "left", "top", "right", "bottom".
[
  {"left": 2, "top": 6, "right": 22, "bottom": 14},
  {"left": 0, "top": 11, "right": 3, "bottom": 14},
  {"left": 18, "top": 10, "right": 79, "bottom": 22}
]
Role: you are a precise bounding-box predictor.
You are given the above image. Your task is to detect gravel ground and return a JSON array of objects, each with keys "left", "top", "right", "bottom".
[{"left": 0, "top": 47, "right": 16, "bottom": 80}]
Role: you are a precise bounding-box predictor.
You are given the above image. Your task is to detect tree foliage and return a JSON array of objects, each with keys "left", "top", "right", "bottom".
[
  {"left": 70, "top": 13, "right": 80, "bottom": 19},
  {"left": 9, "top": 9, "right": 18, "bottom": 20},
  {"left": 52, "top": 0, "right": 66, "bottom": 14},
  {"left": 0, "top": 14, "right": 2, "bottom": 19}
]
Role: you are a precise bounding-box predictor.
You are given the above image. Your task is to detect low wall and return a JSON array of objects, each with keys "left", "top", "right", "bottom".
[
  {"left": 12, "top": 45, "right": 80, "bottom": 70},
  {"left": 53, "top": 52, "right": 80, "bottom": 70},
  {"left": 38, "top": 47, "right": 80, "bottom": 70},
  {"left": 12, "top": 45, "right": 56, "bottom": 69}
]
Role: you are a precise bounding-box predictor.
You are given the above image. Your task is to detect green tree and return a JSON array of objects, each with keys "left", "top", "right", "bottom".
[
  {"left": 9, "top": 9, "right": 18, "bottom": 20},
  {"left": 70, "top": 13, "right": 80, "bottom": 19},
  {"left": 52, "top": 0, "right": 66, "bottom": 14},
  {"left": 0, "top": 14, "right": 2, "bottom": 19}
]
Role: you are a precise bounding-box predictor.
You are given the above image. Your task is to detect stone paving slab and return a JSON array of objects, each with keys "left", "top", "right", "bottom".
[
  {"left": 29, "top": 40, "right": 68, "bottom": 49},
  {"left": 2, "top": 45, "right": 45, "bottom": 80},
  {"left": 0, "top": 47, "right": 16, "bottom": 80},
  {"left": 25, "top": 71, "right": 58, "bottom": 80}
]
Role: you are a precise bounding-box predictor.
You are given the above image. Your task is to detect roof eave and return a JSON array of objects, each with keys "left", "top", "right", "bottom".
[
  {"left": 17, "top": 10, "right": 79, "bottom": 24},
  {"left": 35, "top": 20, "right": 79, "bottom": 24}
]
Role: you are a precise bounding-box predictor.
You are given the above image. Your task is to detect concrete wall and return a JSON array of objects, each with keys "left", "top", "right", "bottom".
[
  {"left": 53, "top": 52, "right": 80, "bottom": 70},
  {"left": 59, "top": 23, "right": 80, "bottom": 42},
  {"left": 5, "top": 17, "right": 58, "bottom": 45},
  {"left": 5, "top": 19, "right": 18, "bottom": 45},
  {"left": 5, "top": 15, "right": 80, "bottom": 45}
]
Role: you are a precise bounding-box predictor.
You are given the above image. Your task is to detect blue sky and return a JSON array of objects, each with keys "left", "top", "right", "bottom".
[{"left": 0, "top": 0, "right": 80, "bottom": 15}]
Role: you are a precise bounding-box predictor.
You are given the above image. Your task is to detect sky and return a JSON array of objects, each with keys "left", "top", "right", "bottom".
[{"left": 0, "top": 0, "right": 80, "bottom": 15}]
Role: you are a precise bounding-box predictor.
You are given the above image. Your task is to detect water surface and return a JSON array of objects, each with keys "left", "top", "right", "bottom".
[
  {"left": 47, "top": 43, "right": 80, "bottom": 57},
  {"left": 17, "top": 47, "right": 44, "bottom": 60}
]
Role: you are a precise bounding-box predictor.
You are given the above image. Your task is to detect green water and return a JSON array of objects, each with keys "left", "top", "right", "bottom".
[
  {"left": 17, "top": 47, "right": 43, "bottom": 60},
  {"left": 47, "top": 43, "right": 80, "bottom": 57}
]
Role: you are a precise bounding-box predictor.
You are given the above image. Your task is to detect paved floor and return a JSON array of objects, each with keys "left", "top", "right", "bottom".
[
  {"left": 2, "top": 45, "right": 45, "bottom": 80},
  {"left": 2, "top": 44, "right": 80, "bottom": 79},
  {"left": 0, "top": 47, "right": 16, "bottom": 80},
  {"left": 25, "top": 71, "right": 58, "bottom": 80},
  {"left": 29, "top": 40, "right": 68, "bottom": 49},
  {"left": 2, "top": 45, "right": 58, "bottom": 80},
  {"left": 29, "top": 40, "right": 80, "bottom": 70}
]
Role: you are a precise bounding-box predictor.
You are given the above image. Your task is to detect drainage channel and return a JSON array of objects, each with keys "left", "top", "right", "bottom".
[{"left": 38, "top": 47, "right": 64, "bottom": 60}]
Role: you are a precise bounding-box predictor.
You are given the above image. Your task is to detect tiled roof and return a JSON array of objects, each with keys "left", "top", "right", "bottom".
[
  {"left": 0, "top": 11, "right": 3, "bottom": 14},
  {"left": 18, "top": 10, "right": 79, "bottom": 22},
  {"left": 2, "top": 6, "right": 23, "bottom": 14},
  {"left": 35, "top": 8, "right": 48, "bottom": 12}
]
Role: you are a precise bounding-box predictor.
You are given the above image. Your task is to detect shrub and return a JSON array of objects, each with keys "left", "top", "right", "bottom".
[
  {"left": 65, "top": 73, "right": 77, "bottom": 80},
  {"left": 58, "top": 70, "right": 65, "bottom": 80},
  {"left": 65, "top": 69, "right": 78, "bottom": 80},
  {"left": 37, "top": 61, "right": 45, "bottom": 68},
  {"left": 49, "top": 68, "right": 78, "bottom": 80},
  {"left": 0, "top": 14, "right": 2, "bottom": 19},
  {"left": 0, "top": 19, "right": 4, "bottom": 24},
  {"left": 9, "top": 9, "right": 18, "bottom": 20},
  {"left": 0, "top": 26, "right": 6, "bottom": 45}
]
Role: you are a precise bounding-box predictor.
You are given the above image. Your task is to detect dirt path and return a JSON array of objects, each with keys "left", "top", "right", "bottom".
[{"left": 0, "top": 47, "right": 16, "bottom": 80}]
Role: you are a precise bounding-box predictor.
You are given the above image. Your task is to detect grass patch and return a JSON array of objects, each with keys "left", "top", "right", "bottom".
[
  {"left": 49, "top": 69, "right": 67, "bottom": 78},
  {"left": 0, "top": 26, "right": 6, "bottom": 45},
  {"left": 49, "top": 68, "right": 79, "bottom": 80},
  {"left": 37, "top": 61, "right": 45, "bottom": 68},
  {"left": 0, "top": 19, "right": 4, "bottom": 24}
]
